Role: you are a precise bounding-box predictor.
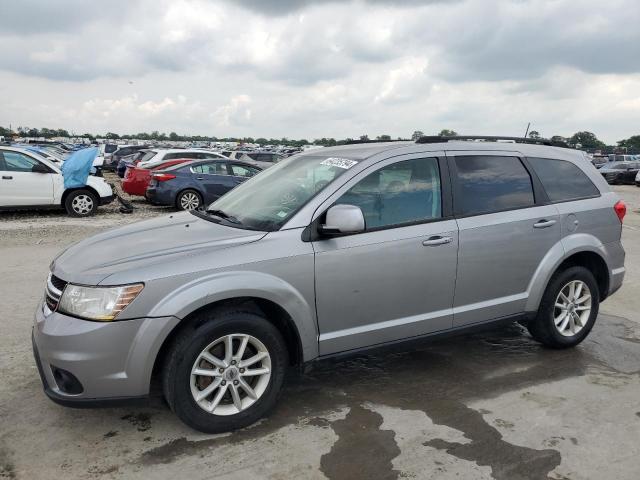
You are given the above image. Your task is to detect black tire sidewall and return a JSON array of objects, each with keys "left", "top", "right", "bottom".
[
  {"left": 539, "top": 266, "right": 600, "bottom": 347},
  {"left": 167, "top": 314, "right": 287, "bottom": 433},
  {"left": 176, "top": 189, "right": 202, "bottom": 211},
  {"left": 64, "top": 190, "right": 98, "bottom": 217}
]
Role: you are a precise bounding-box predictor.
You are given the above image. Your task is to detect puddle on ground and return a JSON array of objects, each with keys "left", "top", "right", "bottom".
[{"left": 135, "top": 314, "right": 640, "bottom": 479}]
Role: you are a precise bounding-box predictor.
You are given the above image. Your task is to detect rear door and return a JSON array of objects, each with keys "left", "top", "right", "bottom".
[
  {"left": 448, "top": 152, "right": 561, "bottom": 326},
  {"left": 0, "top": 150, "right": 55, "bottom": 206}
]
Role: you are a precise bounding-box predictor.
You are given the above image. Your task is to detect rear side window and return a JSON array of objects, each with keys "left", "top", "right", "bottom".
[
  {"left": 527, "top": 157, "right": 600, "bottom": 202},
  {"left": 454, "top": 156, "right": 534, "bottom": 216}
]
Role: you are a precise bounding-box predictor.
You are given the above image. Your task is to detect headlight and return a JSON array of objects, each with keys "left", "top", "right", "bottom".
[{"left": 58, "top": 283, "right": 144, "bottom": 321}]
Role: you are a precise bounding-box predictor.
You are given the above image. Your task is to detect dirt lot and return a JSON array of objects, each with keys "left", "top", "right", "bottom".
[{"left": 1, "top": 185, "right": 639, "bottom": 480}]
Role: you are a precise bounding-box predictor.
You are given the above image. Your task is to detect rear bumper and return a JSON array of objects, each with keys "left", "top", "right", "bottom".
[
  {"left": 145, "top": 187, "right": 174, "bottom": 206},
  {"left": 32, "top": 301, "right": 179, "bottom": 405}
]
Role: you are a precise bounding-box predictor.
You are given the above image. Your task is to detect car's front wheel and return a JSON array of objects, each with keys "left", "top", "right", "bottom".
[
  {"left": 176, "top": 189, "right": 203, "bottom": 211},
  {"left": 527, "top": 266, "right": 599, "bottom": 348},
  {"left": 162, "top": 310, "right": 287, "bottom": 433},
  {"left": 64, "top": 190, "right": 98, "bottom": 217}
]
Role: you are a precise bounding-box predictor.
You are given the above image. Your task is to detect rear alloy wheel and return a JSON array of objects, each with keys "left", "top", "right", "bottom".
[
  {"left": 64, "top": 190, "right": 98, "bottom": 217},
  {"left": 163, "top": 311, "right": 287, "bottom": 433},
  {"left": 176, "top": 189, "right": 202, "bottom": 211},
  {"left": 528, "top": 266, "right": 599, "bottom": 348}
]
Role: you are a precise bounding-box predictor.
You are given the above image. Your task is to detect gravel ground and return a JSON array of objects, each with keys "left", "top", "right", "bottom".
[{"left": 1, "top": 183, "right": 639, "bottom": 480}]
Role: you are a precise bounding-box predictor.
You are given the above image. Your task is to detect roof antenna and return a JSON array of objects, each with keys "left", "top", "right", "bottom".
[{"left": 524, "top": 122, "right": 531, "bottom": 139}]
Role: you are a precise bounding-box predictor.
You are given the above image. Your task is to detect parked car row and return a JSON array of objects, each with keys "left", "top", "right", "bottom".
[{"left": 599, "top": 160, "right": 640, "bottom": 185}]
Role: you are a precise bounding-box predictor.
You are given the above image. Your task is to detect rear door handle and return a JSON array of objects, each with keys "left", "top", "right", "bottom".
[
  {"left": 533, "top": 219, "right": 557, "bottom": 229},
  {"left": 422, "top": 236, "right": 453, "bottom": 246},
  {"left": 2, "top": 176, "right": 12, "bottom": 180}
]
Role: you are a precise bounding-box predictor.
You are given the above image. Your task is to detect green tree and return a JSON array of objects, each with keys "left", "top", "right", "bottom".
[
  {"left": 359, "top": 135, "right": 369, "bottom": 142},
  {"left": 411, "top": 130, "right": 424, "bottom": 141},
  {"left": 105, "top": 132, "right": 120, "bottom": 139},
  {"left": 617, "top": 135, "right": 640, "bottom": 154},
  {"left": 528, "top": 130, "right": 541, "bottom": 139},
  {"left": 569, "top": 131, "right": 606, "bottom": 150},
  {"left": 376, "top": 134, "right": 392, "bottom": 141},
  {"left": 438, "top": 129, "right": 457, "bottom": 137}
]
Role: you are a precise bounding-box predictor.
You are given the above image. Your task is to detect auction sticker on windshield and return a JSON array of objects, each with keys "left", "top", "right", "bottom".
[{"left": 320, "top": 157, "right": 358, "bottom": 169}]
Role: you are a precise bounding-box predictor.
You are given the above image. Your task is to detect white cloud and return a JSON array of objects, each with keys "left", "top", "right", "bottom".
[{"left": 212, "top": 95, "right": 253, "bottom": 127}]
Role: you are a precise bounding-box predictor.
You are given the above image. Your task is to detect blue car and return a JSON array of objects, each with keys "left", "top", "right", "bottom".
[{"left": 146, "top": 159, "right": 262, "bottom": 210}]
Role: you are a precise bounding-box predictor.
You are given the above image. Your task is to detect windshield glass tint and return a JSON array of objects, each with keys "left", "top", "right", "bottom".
[{"left": 206, "top": 155, "right": 358, "bottom": 231}]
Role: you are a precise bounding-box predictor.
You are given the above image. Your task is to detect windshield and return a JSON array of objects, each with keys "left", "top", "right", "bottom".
[{"left": 203, "top": 154, "right": 358, "bottom": 231}]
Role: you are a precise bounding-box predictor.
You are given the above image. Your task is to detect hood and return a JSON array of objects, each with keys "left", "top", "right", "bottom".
[{"left": 52, "top": 212, "right": 266, "bottom": 285}]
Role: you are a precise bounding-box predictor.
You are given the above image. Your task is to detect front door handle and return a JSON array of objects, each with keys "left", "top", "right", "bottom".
[
  {"left": 196, "top": 177, "right": 204, "bottom": 180},
  {"left": 422, "top": 236, "right": 453, "bottom": 246},
  {"left": 2, "top": 175, "right": 12, "bottom": 180},
  {"left": 533, "top": 219, "right": 557, "bottom": 229}
]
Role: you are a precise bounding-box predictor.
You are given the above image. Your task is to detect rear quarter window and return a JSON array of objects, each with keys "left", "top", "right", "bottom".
[{"left": 528, "top": 157, "right": 600, "bottom": 202}]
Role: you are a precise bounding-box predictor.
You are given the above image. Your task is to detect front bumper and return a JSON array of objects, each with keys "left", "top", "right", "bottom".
[
  {"left": 99, "top": 194, "right": 115, "bottom": 205},
  {"left": 32, "top": 301, "right": 179, "bottom": 405}
]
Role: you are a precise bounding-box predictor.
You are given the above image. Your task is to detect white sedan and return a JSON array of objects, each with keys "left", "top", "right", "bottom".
[{"left": 0, "top": 146, "right": 114, "bottom": 217}]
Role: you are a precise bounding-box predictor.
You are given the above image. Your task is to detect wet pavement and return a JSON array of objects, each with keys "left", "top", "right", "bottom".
[{"left": 2, "top": 185, "right": 640, "bottom": 479}]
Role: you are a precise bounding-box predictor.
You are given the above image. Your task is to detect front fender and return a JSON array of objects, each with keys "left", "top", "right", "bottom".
[
  {"left": 525, "top": 233, "right": 608, "bottom": 312},
  {"left": 147, "top": 270, "right": 319, "bottom": 361}
]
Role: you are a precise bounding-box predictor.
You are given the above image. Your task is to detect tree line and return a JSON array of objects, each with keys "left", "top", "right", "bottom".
[{"left": 1, "top": 125, "right": 638, "bottom": 153}]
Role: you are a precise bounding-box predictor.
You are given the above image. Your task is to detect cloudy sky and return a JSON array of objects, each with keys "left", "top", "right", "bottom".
[{"left": 0, "top": 0, "right": 639, "bottom": 142}]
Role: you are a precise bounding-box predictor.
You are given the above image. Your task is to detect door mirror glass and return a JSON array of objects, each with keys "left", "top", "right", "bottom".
[{"left": 320, "top": 204, "right": 365, "bottom": 235}]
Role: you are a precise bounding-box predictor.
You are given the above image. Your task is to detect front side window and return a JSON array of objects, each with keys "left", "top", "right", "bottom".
[
  {"left": 336, "top": 157, "right": 442, "bottom": 230},
  {"left": 2, "top": 151, "right": 42, "bottom": 172},
  {"left": 230, "top": 164, "right": 259, "bottom": 177},
  {"left": 454, "top": 155, "right": 534, "bottom": 216},
  {"left": 528, "top": 157, "right": 599, "bottom": 202}
]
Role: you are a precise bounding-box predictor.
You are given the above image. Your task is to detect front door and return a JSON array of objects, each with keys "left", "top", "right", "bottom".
[
  {"left": 313, "top": 154, "right": 458, "bottom": 355},
  {"left": 0, "top": 150, "right": 54, "bottom": 206}
]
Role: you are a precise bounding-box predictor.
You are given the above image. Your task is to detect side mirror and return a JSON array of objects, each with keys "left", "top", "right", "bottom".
[
  {"left": 31, "top": 163, "right": 50, "bottom": 174},
  {"left": 319, "top": 204, "right": 365, "bottom": 235}
]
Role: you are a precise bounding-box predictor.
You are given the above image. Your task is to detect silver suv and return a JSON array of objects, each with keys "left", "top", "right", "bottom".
[{"left": 33, "top": 137, "right": 626, "bottom": 432}]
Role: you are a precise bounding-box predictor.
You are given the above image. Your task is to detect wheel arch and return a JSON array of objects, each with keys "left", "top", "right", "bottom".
[
  {"left": 526, "top": 236, "right": 611, "bottom": 312},
  {"left": 61, "top": 186, "right": 99, "bottom": 207},
  {"left": 150, "top": 296, "right": 306, "bottom": 392}
]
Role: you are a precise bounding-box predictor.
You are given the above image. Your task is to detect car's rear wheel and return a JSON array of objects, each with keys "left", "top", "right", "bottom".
[
  {"left": 176, "top": 189, "right": 203, "bottom": 211},
  {"left": 64, "top": 190, "right": 98, "bottom": 217},
  {"left": 162, "top": 310, "right": 287, "bottom": 433},
  {"left": 527, "top": 266, "right": 599, "bottom": 348}
]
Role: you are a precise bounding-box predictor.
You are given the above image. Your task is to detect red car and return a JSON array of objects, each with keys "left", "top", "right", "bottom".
[{"left": 122, "top": 159, "right": 192, "bottom": 196}]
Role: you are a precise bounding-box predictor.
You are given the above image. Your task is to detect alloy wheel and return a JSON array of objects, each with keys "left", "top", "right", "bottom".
[
  {"left": 553, "top": 280, "right": 592, "bottom": 337},
  {"left": 180, "top": 192, "right": 201, "bottom": 210},
  {"left": 190, "top": 334, "right": 272, "bottom": 416}
]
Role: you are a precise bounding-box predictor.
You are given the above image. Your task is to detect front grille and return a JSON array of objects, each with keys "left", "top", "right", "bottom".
[{"left": 44, "top": 273, "right": 67, "bottom": 314}]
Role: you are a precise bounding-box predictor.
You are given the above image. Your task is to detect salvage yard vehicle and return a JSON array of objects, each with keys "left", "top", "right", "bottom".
[
  {"left": 0, "top": 146, "right": 113, "bottom": 216},
  {"left": 599, "top": 160, "right": 640, "bottom": 185},
  {"left": 122, "top": 158, "right": 192, "bottom": 197},
  {"left": 33, "top": 136, "right": 625, "bottom": 433},
  {"left": 137, "top": 148, "right": 227, "bottom": 170},
  {"left": 146, "top": 159, "right": 262, "bottom": 210},
  {"left": 226, "top": 150, "right": 285, "bottom": 169}
]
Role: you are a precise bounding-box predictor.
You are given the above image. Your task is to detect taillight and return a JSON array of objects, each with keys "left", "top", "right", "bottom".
[
  {"left": 614, "top": 200, "right": 626, "bottom": 223},
  {"left": 152, "top": 173, "right": 176, "bottom": 182}
]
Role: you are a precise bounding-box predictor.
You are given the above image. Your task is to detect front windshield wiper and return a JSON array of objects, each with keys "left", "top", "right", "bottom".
[{"left": 206, "top": 208, "right": 241, "bottom": 224}]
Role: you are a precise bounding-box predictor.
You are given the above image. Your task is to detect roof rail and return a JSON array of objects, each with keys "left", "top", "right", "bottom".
[
  {"left": 416, "top": 135, "right": 570, "bottom": 148},
  {"left": 342, "top": 139, "right": 409, "bottom": 145}
]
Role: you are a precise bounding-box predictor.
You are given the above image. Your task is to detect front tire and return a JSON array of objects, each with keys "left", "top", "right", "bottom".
[
  {"left": 64, "top": 190, "right": 98, "bottom": 217},
  {"left": 162, "top": 310, "right": 287, "bottom": 433},
  {"left": 528, "top": 266, "right": 599, "bottom": 348}
]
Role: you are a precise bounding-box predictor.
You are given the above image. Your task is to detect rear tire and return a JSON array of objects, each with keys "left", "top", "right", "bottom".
[
  {"left": 162, "top": 310, "right": 287, "bottom": 433},
  {"left": 528, "top": 266, "right": 599, "bottom": 348},
  {"left": 176, "top": 189, "right": 202, "bottom": 211},
  {"left": 64, "top": 190, "right": 98, "bottom": 217}
]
